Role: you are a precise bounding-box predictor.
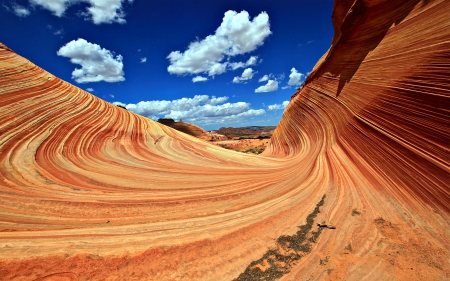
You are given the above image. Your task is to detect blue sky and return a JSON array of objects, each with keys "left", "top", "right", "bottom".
[{"left": 1, "top": 0, "right": 333, "bottom": 130}]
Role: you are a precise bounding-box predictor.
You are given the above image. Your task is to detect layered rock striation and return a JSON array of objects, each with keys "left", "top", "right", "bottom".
[{"left": 0, "top": 0, "right": 449, "bottom": 280}]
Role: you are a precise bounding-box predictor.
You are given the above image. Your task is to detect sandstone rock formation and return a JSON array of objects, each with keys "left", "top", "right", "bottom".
[
  {"left": 157, "top": 118, "right": 207, "bottom": 137},
  {"left": 0, "top": 0, "right": 449, "bottom": 280},
  {"left": 157, "top": 118, "right": 227, "bottom": 141}
]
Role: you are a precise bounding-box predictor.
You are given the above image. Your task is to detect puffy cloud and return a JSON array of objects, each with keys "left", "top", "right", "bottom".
[
  {"left": 29, "top": 0, "right": 134, "bottom": 24},
  {"left": 192, "top": 76, "right": 208, "bottom": 83},
  {"left": 288, "top": 67, "right": 305, "bottom": 86},
  {"left": 268, "top": 100, "right": 289, "bottom": 111},
  {"left": 258, "top": 74, "right": 270, "bottom": 82},
  {"left": 167, "top": 10, "right": 271, "bottom": 77},
  {"left": 86, "top": 88, "right": 94, "bottom": 92},
  {"left": 29, "top": 0, "right": 67, "bottom": 17},
  {"left": 12, "top": 4, "right": 30, "bottom": 17},
  {"left": 232, "top": 68, "right": 256, "bottom": 83},
  {"left": 140, "top": 57, "right": 147, "bottom": 63},
  {"left": 57, "top": 38, "right": 125, "bottom": 83},
  {"left": 113, "top": 95, "right": 265, "bottom": 126},
  {"left": 82, "top": 0, "right": 133, "bottom": 24},
  {"left": 255, "top": 80, "right": 278, "bottom": 93},
  {"left": 229, "top": 56, "right": 259, "bottom": 70},
  {"left": 246, "top": 56, "right": 259, "bottom": 66}
]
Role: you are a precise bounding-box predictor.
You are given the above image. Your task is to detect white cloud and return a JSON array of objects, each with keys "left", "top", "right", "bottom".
[
  {"left": 268, "top": 100, "right": 289, "bottom": 110},
  {"left": 140, "top": 57, "right": 147, "bottom": 63},
  {"left": 29, "top": 0, "right": 67, "bottom": 17},
  {"left": 57, "top": 38, "right": 125, "bottom": 83},
  {"left": 109, "top": 94, "right": 114, "bottom": 98},
  {"left": 232, "top": 68, "right": 256, "bottom": 83},
  {"left": 82, "top": 0, "right": 132, "bottom": 24},
  {"left": 288, "top": 67, "right": 305, "bottom": 86},
  {"left": 12, "top": 4, "right": 30, "bottom": 17},
  {"left": 113, "top": 95, "right": 265, "bottom": 126},
  {"left": 29, "top": 0, "right": 134, "bottom": 24},
  {"left": 86, "top": 88, "right": 94, "bottom": 92},
  {"left": 229, "top": 56, "right": 260, "bottom": 70},
  {"left": 268, "top": 104, "right": 282, "bottom": 110},
  {"left": 192, "top": 76, "right": 208, "bottom": 83},
  {"left": 54, "top": 28, "right": 64, "bottom": 36},
  {"left": 167, "top": 10, "right": 271, "bottom": 77},
  {"left": 258, "top": 74, "right": 270, "bottom": 82},
  {"left": 255, "top": 80, "right": 278, "bottom": 93}
]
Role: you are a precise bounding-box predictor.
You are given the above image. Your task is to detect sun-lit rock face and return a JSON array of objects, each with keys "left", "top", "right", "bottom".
[{"left": 0, "top": 0, "right": 449, "bottom": 280}]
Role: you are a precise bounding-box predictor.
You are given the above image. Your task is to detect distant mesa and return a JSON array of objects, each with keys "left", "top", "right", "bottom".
[
  {"left": 157, "top": 119, "right": 271, "bottom": 151},
  {"left": 216, "top": 126, "right": 275, "bottom": 140}
]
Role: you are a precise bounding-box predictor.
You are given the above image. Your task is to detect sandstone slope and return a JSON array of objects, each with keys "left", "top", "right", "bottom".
[{"left": 0, "top": 0, "right": 449, "bottom": 280}]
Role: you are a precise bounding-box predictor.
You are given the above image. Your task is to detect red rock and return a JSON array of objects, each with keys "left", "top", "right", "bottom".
[{"left": 0, "top": 0, "right": 449, "bottom": 279}]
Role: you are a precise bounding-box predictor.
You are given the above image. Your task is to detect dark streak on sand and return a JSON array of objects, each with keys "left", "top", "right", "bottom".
[{"left": 234, "top": 195, "right": 326, "bottom": 281}]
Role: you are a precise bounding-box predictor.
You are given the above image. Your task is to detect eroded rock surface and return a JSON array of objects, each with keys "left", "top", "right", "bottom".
[{"left": 0, "top": 0, "right": 449, "bottom": 280}]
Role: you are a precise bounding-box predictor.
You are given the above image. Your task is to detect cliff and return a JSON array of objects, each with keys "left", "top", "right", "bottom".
[{"left": 0, "top": 0, "right": 449, "bottom": 280}]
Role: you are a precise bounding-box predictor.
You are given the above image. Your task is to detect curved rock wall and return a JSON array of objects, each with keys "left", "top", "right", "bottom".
[{"left": 0, "top": 0, "right": 449, "bottom": 280}]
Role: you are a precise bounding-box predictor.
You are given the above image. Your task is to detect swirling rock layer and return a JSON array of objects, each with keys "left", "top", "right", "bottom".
[{"left": 0, "top": 0, "right": 449, "bottom": 280}]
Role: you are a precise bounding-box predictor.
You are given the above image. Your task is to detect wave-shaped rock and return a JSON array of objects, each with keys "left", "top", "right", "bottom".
[{"left": 0, "top": 0, "right": 449, "bottom": 280}]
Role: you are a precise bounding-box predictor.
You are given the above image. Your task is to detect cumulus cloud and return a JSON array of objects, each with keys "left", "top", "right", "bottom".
[
  {"left": 192, "top": 76, "right": 208, "bottom": 83},
  {"left": 140, "top": 57, "right": 147, "bottom": 63},
  {"left": 232, "top": 68, "right": 256, "bottom": 83},
  {"left": 288, "top": 67, "right": 305, "bottom": 86},
  {"left": 57, "top": 38, "right": 125, "bottom": 83},
  {"left": 229, "top": 56, "right": 260, "bottom": 70},
  {"left": 268, "top": 100, "right": 289, "bottom": 110},
  {"left": 255, "top": 80, "right": 278, "bottom": 93},
  {"left": 12, "top": 4, "right": 30, "bottom": 17},
  {"left": 167, "top": 10, "right": 271, "bottom": 77},
  {"left": 29, "top": 0, "right": 67, "bottom": 17},
  {"left": 113, "top": 95, "right": 265, "bottom": 126},
  {"left": 258, "top": 74, "right": 270, "bottom": 82},
  {"left": 86, "top": 88, "right": 94, "bottom": 92},
  {"left": 29, "top": 0, "right": 134, "bottom": 24}
]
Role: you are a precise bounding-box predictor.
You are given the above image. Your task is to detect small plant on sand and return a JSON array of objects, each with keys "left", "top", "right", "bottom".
[
  {"left": 351, "top": 208, "right": 361, "bottom": 216},
  {"left": 345, "top": 244, "right": 353, "bottom": 252}
]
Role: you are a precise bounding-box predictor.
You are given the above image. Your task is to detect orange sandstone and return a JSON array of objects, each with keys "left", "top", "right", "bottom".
[{"left": 0, "top": 0, "right": 449, "bottom": 280}]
